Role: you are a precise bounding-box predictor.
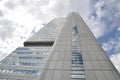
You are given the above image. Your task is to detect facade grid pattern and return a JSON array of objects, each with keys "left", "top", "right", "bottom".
[{"left": 0, "top": 12, "right": 119, "bottom": 80}]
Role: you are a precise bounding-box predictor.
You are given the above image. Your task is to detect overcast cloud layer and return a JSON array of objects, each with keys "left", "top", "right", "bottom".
[{"left": 0, "top": 0, "right": 120, "bottom": 72}]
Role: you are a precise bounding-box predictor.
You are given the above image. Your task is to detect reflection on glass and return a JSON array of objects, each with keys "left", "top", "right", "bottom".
[
  {"left": 71, "top": 25, "right": 86, "bottom": 80},
  {"left": 19, "top": 56, "right": 47, "bottom": 60},
  {"left": 0, "top": 69, "right": 40, "bottom": 75},
  {"left": 12, "top": 52, "right": 49, "bottom": 56},
  {"left": 0, "top": 62, "right": 44, "bottom": 67}
]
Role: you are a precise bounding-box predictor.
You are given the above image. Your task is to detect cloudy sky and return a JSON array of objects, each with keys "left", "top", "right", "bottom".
[{"left": 0, "top": 0, "right": 120, "bottom": 72}]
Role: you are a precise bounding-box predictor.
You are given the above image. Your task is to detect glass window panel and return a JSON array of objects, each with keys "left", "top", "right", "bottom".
[
  {"left": 72, "top": 56, "right": 82, "bottom": 61},
  {"left": 2, "top": 69, "right": 6, "bottom": 73},
  {"left": 19, "top": 56, "right": 47, "bottom": 60},
  {"left": 72, "top": 25, "right": 86, "bottom": 80},
  {"left": 71, "top": 78, "right": 86, "bottom": 80},
  {"left": 71, "top": 74, "right": 86, "bottom": 78},
  {"left": 71, "top": 71, "right": 85, "bottom": 74},
  {"left": 72, "top": 64, "right": 83, "bottom": 67},
  {"left": 72, "top": 60, "right": 83, "bottom": 64},
  {"left": 0, "top": 69, "right": 40, "bottom": 75},
  {"left": 16, "top": 47, "right": 30, "bottom": 50},
  {"left": 0, "top": 62, "right": 45, "bottom": 67},
  {"left": 0, "top": 79, "right": 8, "bottom": 80},
  {"left": 12, "top": 52, "right": 33, "bottom": 55},
  {"left": 72, "top": 65, "right": 84, "bottom": 68},
  {"left": 13, "top": 52, "right": 49, "bottom": 55},
  {"left": 72, "top": 67, "right": 84, "bottom": 70},
  {"left": 72, "top": 52, "right": 81, "bottom": 55},
  {"left": 15, "top": 47, "right": 51, "bottom": 52}
]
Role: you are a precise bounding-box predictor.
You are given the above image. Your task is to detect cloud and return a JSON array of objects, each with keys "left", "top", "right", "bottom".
[
  {"left": 117, "top": 26, "right": 120, "bottom": 31},
  {"left": 69, "top": 0, "right": 91, "bottom": 17},
  {"left": 110, "top": 53, "right": 120, "bottom": 73},
  {"left": 4, "top": 0, "right": 15, "bottom": 10},
  {"left": 0, "top": 0, "right": 46, "bottom": 56},
  {"left": 0, "top": 19, "right": 16, "bottom": 41},
  {"left": 84, "top": 16, "right": 105, "bottom": 38},
  {"left": 84, "top": 0, "right": 120, "bottom": 39},
  {"left": 0, "top": 10, "right": 4, "bottom": 17},
  {"left": 0, "top": 51, "right": 7, "bottom": 61},
  {"left": 102, "top": 32, "right": 120, "bottom": 55}
]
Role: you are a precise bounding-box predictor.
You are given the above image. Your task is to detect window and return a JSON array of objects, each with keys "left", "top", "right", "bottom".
[
  {"left": 72, "top": 25, "right": 86, "bottom": 80},
  {"left": 71, "top": 78, "right": 86, "bottom": 80},
  {"left": 12, "top": 52, "right": 33, "bottom": 55},
  {"left": 0, "top": 62, "right": 45, "bottom": 67},
  {"left": 0, "top": 79, "right": 9, "bottom": 80},
  {"left": 71, "top": 71, "right": 85, "bottom": 75},
  {"left": 72, "top": 64, "right": 83, "bottom": 67},
  {"left": 15, "top": 47, "right": 51, "bottom": 52},
  {"left": 20, "top": 62, "right": 44, "bottom": 66},
  {"left": 72, "top": 49, "right": 80, "bottom": 52},
  {"left": 12, "top": 52, "right": 49, "bottom": 56},
  {"left": 0, "top": 69, "right": 40, "bottom": 75},
  {"left": 71, "top": 74, "right": 85, "bottom": 78},
  {"left": 72, "top": 55, "right": 82, "bottom": 61},
  {"left": 19, "top": 56, "right": 47, "bottom": 60},
  {"left": 16, "top": 47, "right": 30, "bottom": 50},
  {"left": 24, "top": 41, "right": 54, "bottom": 47}
]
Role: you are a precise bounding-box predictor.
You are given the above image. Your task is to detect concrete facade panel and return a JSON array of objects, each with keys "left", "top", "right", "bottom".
[
  {"left": 104, "top": 71, "right": 116, "bottom": 80},
  {"left": 95, "top": 71, "right": 106, "bottom": 80},
  {"left": 62, "top": 61, "right": 71, "bottom": 70},
  {"left": 85, "top": 71, "right": 97, "bottom": 80},
  {"left": 55, "top": 61, "right": 63, "bottom": 69},
  {"left": 84, "top": 61, "right": 93, "bottom": 70},
  {"left": 44, "top": 70, "right": 54, "bottom": 80},
  {"left": 100, "top": 61, "right": 110, "bottom": 70},
  {"left": 53, "top": 70, "right": 62, "bottom": 80},
  {"left": 112, "top": 71, "right": 120, "bottom": 80},
  {"left": 48, "top": 61, "right": 56, "bottom": 69},
  {"left": 82, "top": 53, "right": 90, "bottom": 61},
  {"left": 61, "top": 71, "right": 70, "bottom": 80},
  {"left": 92, "top": 61, "right": 102, "bottom": 70}
]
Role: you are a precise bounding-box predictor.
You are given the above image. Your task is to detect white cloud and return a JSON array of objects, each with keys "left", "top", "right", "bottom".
[
  {"left": 0, "top": 10, "right": 4, "bottom": 16},
  {"left": 84, "top": 17, "right": 105, "bottom": 38},
  {"left": 0, "top": 51, "right": 7, "bottom": 61},
  {"left": 102, "top": 40, "right": 115, "bottom": 53},
  {"left": 0, "top": 0, "right": 94, "bottom": 56},
  {"left": 80, "top": 0, "right": 107, "bottom": 38},
  {"left": 94, "top": 0, "right": 105, "bottom": 18},
  {"left": 102, "top": 34, "right": 120, "bottom": 54},
  {"left": 0, "top": 19, "right": 16, "bottom": 41},
  {"left": 110, "top": 53, "right": 120, "bottom": 73},
  {"left": 117, "top": 27, "right": 120, "bottom": 31},
  {"left": 0, "top": 0, "right": 44, "bottom": 55},
  {"left": 87, "top": 0, "right": 120, "bottom": 39}
]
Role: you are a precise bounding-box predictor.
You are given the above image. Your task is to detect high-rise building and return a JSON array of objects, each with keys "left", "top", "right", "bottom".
[{"left": 0, "top": 12, "right": 120, "bottom": 80}]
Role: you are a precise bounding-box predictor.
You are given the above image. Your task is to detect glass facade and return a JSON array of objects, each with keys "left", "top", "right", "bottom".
[
  {"left": 0, "top": 69, "right": 40, "bottom": 75},
  {"left": 18, "top": 56, "right": 47, "bottom": 60},
  {"left": 0, "top": 62, "right": 44, "bottom": 67},
  {"left": 0, "top": 46, "right": 51, "bottom": 76},
  {"left": 71, "top": 25, "right": 86, "bottom": 80}
]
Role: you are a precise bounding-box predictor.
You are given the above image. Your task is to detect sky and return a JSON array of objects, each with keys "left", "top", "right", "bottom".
[{"left": 0, "top": 0, "right": 120, "bottom": 72}]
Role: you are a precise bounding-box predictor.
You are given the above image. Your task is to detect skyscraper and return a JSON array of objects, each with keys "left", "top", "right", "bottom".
[{"left": 0, "top": 12, "right": 119, "bottom": 80}]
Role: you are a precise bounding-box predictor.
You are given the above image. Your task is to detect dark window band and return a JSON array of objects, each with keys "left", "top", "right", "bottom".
[{"left": 24, "top": 41, "right": 54, "bottom": 47}]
